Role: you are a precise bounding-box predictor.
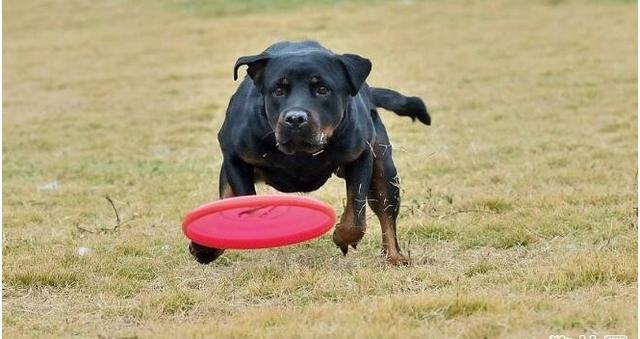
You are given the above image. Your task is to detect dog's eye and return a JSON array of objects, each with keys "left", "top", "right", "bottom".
[
  {"left": 315, "top": 85, "right": 330, "bottom": 96},
  {"left": 273, "top": 86, "right": 285, "bottom": 97}
]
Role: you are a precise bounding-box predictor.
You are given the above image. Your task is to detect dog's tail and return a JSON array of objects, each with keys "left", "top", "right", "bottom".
[{"left": 370, "top": 87, "right": 430, "bottom": 125}]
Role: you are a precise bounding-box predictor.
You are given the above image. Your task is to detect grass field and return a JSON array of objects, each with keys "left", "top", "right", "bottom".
[{"left": 3, "top": 0, "right": 638, "bottom": 338}]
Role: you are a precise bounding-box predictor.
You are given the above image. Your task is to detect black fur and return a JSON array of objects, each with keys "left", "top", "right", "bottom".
[
  {"left": 190, "top": 41, "right": 430, "bottom": 264},
  {"left": 370, "top": 87, "right": 430, "bottom": 125}
]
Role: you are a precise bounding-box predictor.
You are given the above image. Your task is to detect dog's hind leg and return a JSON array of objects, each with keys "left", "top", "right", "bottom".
[{"left": 367, "top": 111, "right": 410, "bottom": 265}]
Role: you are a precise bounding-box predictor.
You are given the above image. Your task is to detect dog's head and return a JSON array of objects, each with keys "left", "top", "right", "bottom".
[{"left": 234, "top": 42, "right": 371, "bottom": 155}]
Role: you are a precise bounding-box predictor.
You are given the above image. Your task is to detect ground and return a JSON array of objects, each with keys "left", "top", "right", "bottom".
[{"left": 2, "top": 0, "right": 638, "bottom": 338}]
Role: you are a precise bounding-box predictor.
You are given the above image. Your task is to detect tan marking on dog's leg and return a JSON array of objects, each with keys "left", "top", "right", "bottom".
[
  {"left": 333, "top": 190, "right": 366, "bottom": 255},
  {"left": 221, "top": 186, "right": 234, "bottom": 199},
  {"left": 369, "top": 146, "right": 409, "bottom": 265},
  {"left": 379, "top": 216, "right": 409, "bottom": 265}
]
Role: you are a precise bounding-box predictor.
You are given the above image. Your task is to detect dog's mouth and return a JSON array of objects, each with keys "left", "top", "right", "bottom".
[
  {"left": 276, "top": 137, "right": 325, "bottom": 156},
  {"left": 274, "top": 114, "right": 329, "bottom": 155}
]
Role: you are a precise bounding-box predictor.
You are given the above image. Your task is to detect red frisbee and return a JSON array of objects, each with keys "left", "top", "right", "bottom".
[{"left": 182, "top": 195, "right": 336, "bottom": 249}]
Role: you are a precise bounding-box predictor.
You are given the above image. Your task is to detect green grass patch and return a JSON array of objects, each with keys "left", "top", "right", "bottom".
[
  {"left": 527, "top": 252, "right": 637, "bottom": 293},
  {"left": 394, "top": 296, "right": 494, "bottom": 321},
  {"left": 464, "top": 260, "right": 497, "bottom": 277},
  {"left": 459, "top": 221, "right": 532, "bottom": 249},
  {"left": 6, "top": 270, "right": 83, "bottom": 289},
  {"left": 407, "top": 223, "right": 457, "bottom": 241},
  {"left": 153, "top": 290, "right": 199, "bottom": 316}
]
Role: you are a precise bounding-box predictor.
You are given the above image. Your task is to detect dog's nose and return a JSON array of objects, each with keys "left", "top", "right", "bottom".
[{"left": 283, "top": 110, "right": 309, "bottom": 128}]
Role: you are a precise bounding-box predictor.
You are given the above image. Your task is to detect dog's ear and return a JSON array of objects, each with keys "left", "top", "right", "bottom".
[
  {"left": 338, "top": 54, "right": 372, "bottom": 96},
  {"left": 233, "top": 54, "right": 271, "bottom": 84}
]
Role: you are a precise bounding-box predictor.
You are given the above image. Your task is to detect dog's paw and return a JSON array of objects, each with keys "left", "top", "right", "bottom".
[
  {"left": 380, "top": 249, "right": 411, "bottom": 266},
  {"left": 332, "top": 225, "right": 365, "bottom": 256},
  {"left": 386, "top": 253, "right": 411, "bottom": 266},
  {"left": 189, "top": 242, "right": 225, "bottom": 264}
]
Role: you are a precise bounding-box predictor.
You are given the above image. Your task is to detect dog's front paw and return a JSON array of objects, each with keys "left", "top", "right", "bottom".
[
  {"left": 332, "top": 225, "right": 365, "bottom": 256},
  {"left": 189, "top": 242, "right": 225, "bottom": 264}
]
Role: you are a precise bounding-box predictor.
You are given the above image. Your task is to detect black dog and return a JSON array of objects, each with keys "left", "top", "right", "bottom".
[{"left": 190, "top": 41, "right": 430, "bottom": 265}]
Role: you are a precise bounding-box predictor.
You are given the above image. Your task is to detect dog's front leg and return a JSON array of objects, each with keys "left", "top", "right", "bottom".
[
  {"left": 189, "top": 156, "right": 256, "bottom": 264},
  {"left": 333, "top": 149, "right": 374, "bottom": 256},
  {"left": 220, "top": 156, "right": 257, "bottom": 197}
]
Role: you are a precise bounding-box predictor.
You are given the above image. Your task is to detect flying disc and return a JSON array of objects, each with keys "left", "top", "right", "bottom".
[{"left": 182, "top": 195, "right": 336, "bottom": 249}]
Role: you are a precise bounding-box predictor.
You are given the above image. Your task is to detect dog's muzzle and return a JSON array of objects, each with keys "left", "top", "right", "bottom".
[{"left": 276, "top": 109, "right": 326, "bottom": 155}]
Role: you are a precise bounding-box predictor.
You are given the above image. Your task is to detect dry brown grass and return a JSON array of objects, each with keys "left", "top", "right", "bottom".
[{"left": 3, "top": 0, "right": 638, "bottom": 338}]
